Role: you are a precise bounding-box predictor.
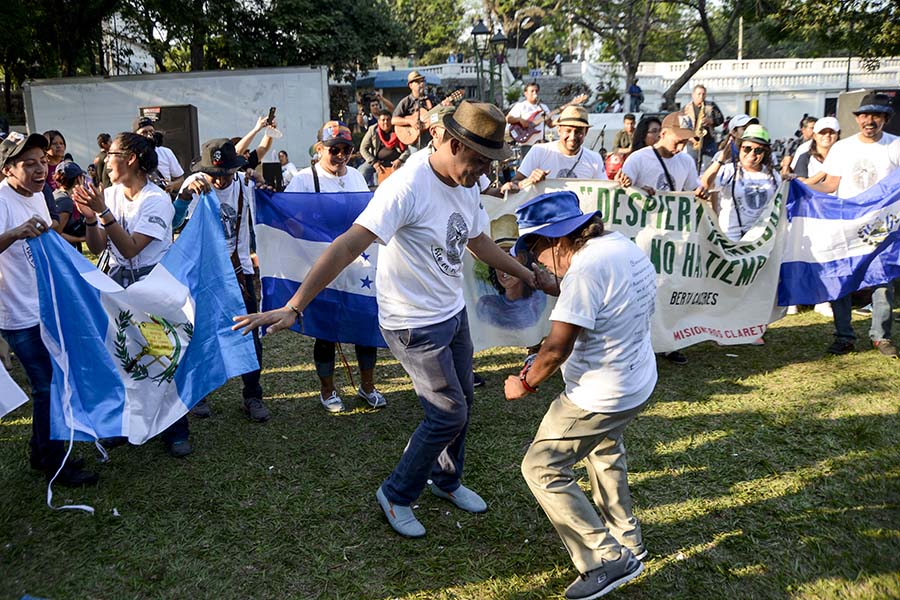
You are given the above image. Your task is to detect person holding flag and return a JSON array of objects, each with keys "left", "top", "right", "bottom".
[{"left": 0, "top": 131, "right": 99, "bottom": 486}]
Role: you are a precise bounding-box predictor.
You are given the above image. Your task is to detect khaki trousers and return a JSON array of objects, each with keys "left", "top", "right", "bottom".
[{"left": 521, "top": 393, "right": 647, "bottom": 573}]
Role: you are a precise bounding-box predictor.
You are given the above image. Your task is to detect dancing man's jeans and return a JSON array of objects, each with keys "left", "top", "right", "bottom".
[
  {"left": 1, "top": 325, "right": 65, "bottom": 471},
  {"left": 379, "top": 309, "right": 474, "bottom": 506},
  {"left": 521, "top": 393, "right": 647, "bottom": 574},
  {"left": 830, "top": 284, "right": 893, "bottom": 342}
]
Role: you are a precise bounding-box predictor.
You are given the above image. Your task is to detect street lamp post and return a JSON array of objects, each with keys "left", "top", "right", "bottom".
[
  {"left": 489, "top": 31, "right": 508, "bottom": 106},
  {"left": 470, "top": 19, "right": 489, "bottom": 101}
]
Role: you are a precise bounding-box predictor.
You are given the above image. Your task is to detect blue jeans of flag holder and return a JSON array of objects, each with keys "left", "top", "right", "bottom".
[
  {"left": 379, "top": 308, "right": 474, "bottom": 506},
  {"left": 0, "top": 325, "right": 65, "bottom": 470},
  {"left": 163, "top": 273, "right": 263, "bottom": 444},
  {"left": 830, "top": 284, "right": 893, "bottom": 342}
]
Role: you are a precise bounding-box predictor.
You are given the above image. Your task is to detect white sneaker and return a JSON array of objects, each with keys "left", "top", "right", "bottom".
[
  {"left": 357, "top": 385, "right": 387, "bottom": 408},
  {"left": 786, "top": 305, "right": 798, "bottom": 315},
  {"left": 319, "top": 390, "right": 345, "bottom": 413},
  {"left": 814, "top": 303, "right": 834, "bottom": 318}
]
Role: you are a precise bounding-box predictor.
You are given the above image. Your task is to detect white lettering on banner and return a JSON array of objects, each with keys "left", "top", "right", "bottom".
[{"left": 464, "top": 180, "right": 787, "bottom": 353}]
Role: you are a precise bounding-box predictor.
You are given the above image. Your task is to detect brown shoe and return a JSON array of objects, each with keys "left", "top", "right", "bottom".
[{"left": 874, "top": 339, "right": 898, "bottom": 358}]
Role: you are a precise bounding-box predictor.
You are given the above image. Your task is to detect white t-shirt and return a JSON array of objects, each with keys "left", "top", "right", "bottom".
[
  {"left": 179, "top": 173, "right": 254, "bottom": 274},
  {"left": 281, "top": 161, "right": 298, "bottom": 185},
  {"left": 823, "top": 132, "right": 900, "bottom": 198},
  {"left": 0, "top": 180, "right": 52, "bottom": 330},
  {"left": 622, "top": 146, "right": 700, "bottom": 191},
  {"left": 404, "top": 145, "right": 492, "bottom": 191},
  {"left": 716, "top": 164, "right": 781, "bottom": 241},
  {"left": 508, "top": 99, "right": 551, "bottom": 146},
  {"left": 790, "top": 139, "right": 812, "bottom": 169},
  {"left": 551, "top": 232, "right": 658, "bottom": 413},
  {"left": 102, "top": 182, "right": 174, "bottom": 270},
  {"left": 355, "top": 159, "right": 488, "bottom": 330},
  {"left": 285, "top": 163, "right": 368, "bottom": 193},
  {"left": 518, "top": 142, "right": 608, "bottom": 180},
  {"left": 155, "top": 146, "right": 184, "bottom": 182}
]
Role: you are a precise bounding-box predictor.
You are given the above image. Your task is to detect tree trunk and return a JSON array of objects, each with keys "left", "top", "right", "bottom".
[
  {"left": 661, "top": 51, "right": 715, "bottom": 110},
  {"left": 190, "top": 1, "right": 206, "bottom": 71}
]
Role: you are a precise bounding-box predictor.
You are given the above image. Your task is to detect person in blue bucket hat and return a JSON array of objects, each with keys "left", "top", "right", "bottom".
[{"left": 505, "top": 190, "right": 658, "bottom": 600}]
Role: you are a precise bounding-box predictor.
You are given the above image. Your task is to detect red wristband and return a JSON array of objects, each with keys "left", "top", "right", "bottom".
[{"left": 518, "top": 364, "right": 539, "bottom": 393}]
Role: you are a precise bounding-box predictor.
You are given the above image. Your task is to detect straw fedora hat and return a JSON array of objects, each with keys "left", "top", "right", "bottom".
[
  {"left": 556, "top": 105, "right": 591, "bottom": 128},
  {"left": 490, "top": 214, "right": 519, "bottom": 250},
  {"left": 442, "top": 101, "right": 512, "bottom": 161}
]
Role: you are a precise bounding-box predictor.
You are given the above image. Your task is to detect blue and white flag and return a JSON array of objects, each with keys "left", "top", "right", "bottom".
[
  {"left": 779, "top": 169, "right": 900, "bottom": 306},
  {"left": 30, "top": 193, "right": 259, "bottom": 444},
  {"left": 254, "top": 190, "right": 385, "bottom": 348}
]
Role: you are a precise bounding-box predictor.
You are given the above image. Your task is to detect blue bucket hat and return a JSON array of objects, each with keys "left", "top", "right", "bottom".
[{"left": 512, "top": 191, "right": 599, "bottom": 256}]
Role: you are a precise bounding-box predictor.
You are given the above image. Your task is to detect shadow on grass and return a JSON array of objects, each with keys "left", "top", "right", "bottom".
[{"left": 1, "top": 314, "right": 899, "bottom": 599}]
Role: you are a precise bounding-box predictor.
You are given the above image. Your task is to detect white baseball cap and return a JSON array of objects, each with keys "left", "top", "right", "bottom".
[
  {"left": 729, "top": 114, "right": 759, "bottom": 131},
  {"left": 813, "top": 117, "right": 841, "bottom": 133}
]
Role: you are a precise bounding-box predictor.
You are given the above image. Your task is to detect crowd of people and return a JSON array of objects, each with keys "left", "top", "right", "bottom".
[{"left": 2, "top": 78, "right": 898, "bottom": 598}]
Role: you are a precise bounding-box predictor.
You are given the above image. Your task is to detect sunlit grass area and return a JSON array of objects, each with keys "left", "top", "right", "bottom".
[{"left": 1, "top": 309, "right": 898, "bottom": 599}]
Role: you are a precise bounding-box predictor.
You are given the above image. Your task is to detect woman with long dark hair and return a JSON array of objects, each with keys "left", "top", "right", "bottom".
[
  {"left": 628, "top": 116, "right": 661, "bottom": 153},
  {"left": 42, "top": 130, "right": 67, "bottom": 190}
]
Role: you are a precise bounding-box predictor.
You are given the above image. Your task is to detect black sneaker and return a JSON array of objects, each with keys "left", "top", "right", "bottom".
[
  {"left": 242, "top": 397, "right": 271, "bottom": 422},
  {"left": 49, "top": 465, "right": 100, "bottom": 487},
  {"left": 827, "top": 340, "right": 855, "bottom": 355},
  {"left": 473, "top": 373, "right": 486, "bottom": 388},
  {"left": 166, "top": 439, "right": 193, "bottom": 458},
  {"left": 874, "top": 339, "right": 899, "bottom": 358},
  {"left": 565, "top": 551, "right": 644, "bottom": 599},
  {"left": 31, "top": 455, "right": 84, "bottom": 472},
  {"left": 190, "top": 398, "right": 212, "bottom": 418},
  {"left": 662, "top": 351, "right": 688, "bottom": 365},
  {"left": 99, "top": 436, "right": 128, "bottom": 450}
]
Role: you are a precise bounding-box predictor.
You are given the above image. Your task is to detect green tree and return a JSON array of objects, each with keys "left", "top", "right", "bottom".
[{"left": 392, "top": 0, "right": 464, "bottom": 65}]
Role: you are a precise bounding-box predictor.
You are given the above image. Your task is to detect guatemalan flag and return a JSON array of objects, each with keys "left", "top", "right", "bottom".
[
  {"left": 779, "top": 169, "right": 900, "bottom": 306},
  {"left": 254, "top": 190, "right": 386, "bottom": 347},
  {"left": 29, "top": 193, "right": 259, "bottom": 444}
]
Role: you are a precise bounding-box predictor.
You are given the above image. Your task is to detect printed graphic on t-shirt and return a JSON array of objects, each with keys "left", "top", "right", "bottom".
[
  {"left": 656, "top": 173, "right": 671, "bottom": 191},
  {"left": 852, "top": 158, "right": 879, "bottom": 192},
  {"left": 220, "top": 203, "right": 238, "bottom": 241},
  {"left": 743, "top": 184, "right": 770, "bottom": 210},
  {"left": 432, "top": 212, "right": 468, "bottom": 276},
  {"left": 148, "top": 215, "right": 169, "bottom": 231}
]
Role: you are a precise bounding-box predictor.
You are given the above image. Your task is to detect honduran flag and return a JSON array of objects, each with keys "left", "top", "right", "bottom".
[
  {"left": 254, "top": 190, "right": 385, "bottom": 348},
  {"left": 29, "top": 192, "right": 258, "bottom": 445},
  {"left": 778, "top": 169, "right": 900, "bottom": 306}
]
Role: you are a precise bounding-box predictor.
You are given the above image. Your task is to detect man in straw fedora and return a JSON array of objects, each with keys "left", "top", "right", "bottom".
[
  {"left": 506, "top": 105, "right": 608, "bottom": 192},
  {"left": 234, "top": 101, "right": 556, "bottom": 538}
]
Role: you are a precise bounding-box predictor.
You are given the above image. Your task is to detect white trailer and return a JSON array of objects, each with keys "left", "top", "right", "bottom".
[{"left": 23, "top": 66, "right": 330, "bottom": 170}]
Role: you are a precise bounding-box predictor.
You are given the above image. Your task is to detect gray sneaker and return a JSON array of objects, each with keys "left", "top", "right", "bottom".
[
  {"left": 190, "top": 399, "right": 211, "bottom": 418},
  {"left": 564, "top": 550, "right": 644, "bottom": 600},
  {"left": 242, "top": 397, "right": 270, "bottom": 422},
  {"left": 376, "top": 486, "right": 425, "bottom": 538},
  {"left": 429, "top": 483, "right": 487, "bottom": 513}
]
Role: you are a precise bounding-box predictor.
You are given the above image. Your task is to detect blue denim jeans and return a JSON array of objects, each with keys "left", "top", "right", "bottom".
[
  {"left": 1, "top": 325, "right": 65, "bottom": 471},
  {"left": 831, "top": 284, "right": 894, "bottom": 343},
  {"left": 379, "top": 309, "right": 475, "bottom": 506}
]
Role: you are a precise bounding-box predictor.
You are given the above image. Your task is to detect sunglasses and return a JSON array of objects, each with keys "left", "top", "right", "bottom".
[
  {"left": 327, "top": 146, "right": 353, "bottom": 157},
  {"left": 741, "top": 146, "right": 766, "bottom": 156}
]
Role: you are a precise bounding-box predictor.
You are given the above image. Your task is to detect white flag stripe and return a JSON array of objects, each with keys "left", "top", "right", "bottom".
[
  {"left": 784, "top": 201, "right": 900, "bottom": 264},
  {"left": 0, "top": 360, "right": 28, "bottom": 418},
  {"left": 256, "top": 224, "right": 379, "bottom": 297}
]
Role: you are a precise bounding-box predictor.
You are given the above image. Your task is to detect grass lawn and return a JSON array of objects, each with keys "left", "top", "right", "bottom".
[{"left": 1, "top": 309, "right": 899, "bottom": 599}]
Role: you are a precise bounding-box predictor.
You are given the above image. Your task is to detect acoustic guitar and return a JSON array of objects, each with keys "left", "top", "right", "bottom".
[
  {"left": 395, "top": 89, "right": 465, "bottom": 146},
  {"left": 509, "top": 94, "right": 589, "bottom": 144}
]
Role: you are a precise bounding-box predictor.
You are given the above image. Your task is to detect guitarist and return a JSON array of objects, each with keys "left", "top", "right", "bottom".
[
  {"left": 392, "top": 70, "right": 440, "bottom": 148},
  {"left": 505, "top": 81, "right": 551, "bottom": 157},
  {"left": 359, "top": 110, "right": 411, "bottom": 187}
]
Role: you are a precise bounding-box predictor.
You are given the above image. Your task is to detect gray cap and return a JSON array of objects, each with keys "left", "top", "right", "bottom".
[{"left": 0, "top": 132, "right": 49, "bottom": 167}]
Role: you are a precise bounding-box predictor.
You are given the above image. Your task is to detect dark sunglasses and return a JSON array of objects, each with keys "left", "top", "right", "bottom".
[
  {"left": 327, "top": 146, "right": 353, "bottom": 157},
  {"left": 741, "top": 146, "right": 766, "bottom": 156}
]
